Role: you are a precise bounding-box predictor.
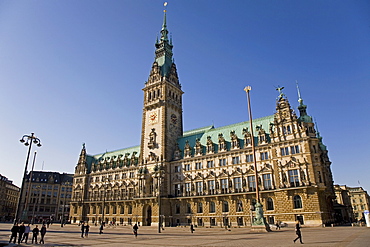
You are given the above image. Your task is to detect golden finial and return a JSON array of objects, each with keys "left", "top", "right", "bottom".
[{"left": 164, "top": 2, "right": 168, "bottom": 12}]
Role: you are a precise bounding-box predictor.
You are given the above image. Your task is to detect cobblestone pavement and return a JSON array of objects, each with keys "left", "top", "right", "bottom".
[{"left": 0, "top": 223, "right": 369, "bottom": 246}]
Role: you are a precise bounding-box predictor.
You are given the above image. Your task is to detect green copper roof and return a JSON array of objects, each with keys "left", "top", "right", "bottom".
[{"left": 177, "top": 115, "right": 275, "bottom": 157}]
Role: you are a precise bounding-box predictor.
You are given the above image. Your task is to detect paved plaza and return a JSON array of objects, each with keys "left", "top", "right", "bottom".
[{"left": 0, "top": 223, "right": 369, "bottom": 246}]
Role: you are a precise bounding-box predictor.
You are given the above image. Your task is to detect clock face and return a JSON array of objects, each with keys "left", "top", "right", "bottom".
[
  {"left": 171, "top": 114, "right": 177, "bottom": 125},
  {"left": 149, "top": 112, "right": 158, "bottom": 124}
]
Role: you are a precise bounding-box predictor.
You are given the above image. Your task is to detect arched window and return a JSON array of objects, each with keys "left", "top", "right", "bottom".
[
  {"left": 186, "top": 203, "right": 192, "bottom": 214},
  {"left": 209, "top": 202, "right": 216, "bottom": 213},
  {"left": 222, "top": 201, "right": 229, "bottom": 212},
  {"left": 175, "top": 204, "right": 180, "bottom": 214},
  {"left": 251, "top": 199, "right": 257, "bottom": 211},
  {"left": 236, "top": 200, "right": 243, "bottom": 212},
  {"left": 266, "top": 197, "right": 274, "bottom": 210},
  {"left": 197, "top": 202, "right": 203, "bottom": 213},
  {"left": 293, "top": 195, "right": 302, "bottom": 209}
]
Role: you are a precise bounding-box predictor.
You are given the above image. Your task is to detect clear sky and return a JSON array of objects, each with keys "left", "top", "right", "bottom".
[{"left": 1, "top": 1, "right": 369, "bottom": 191}]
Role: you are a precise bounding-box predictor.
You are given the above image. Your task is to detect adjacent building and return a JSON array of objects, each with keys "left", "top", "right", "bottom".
[
  {"left": 18, "top": 171, "right": 73, "bottom": 223},
  {"left": 71, "top": 10, "right": 336, "bottom": 227},
  {"left": 334, "top": 185, "right": 370, "bottom": 223},
  {"left": 0, "top": 174, "right": 20, "bottom": 221}
]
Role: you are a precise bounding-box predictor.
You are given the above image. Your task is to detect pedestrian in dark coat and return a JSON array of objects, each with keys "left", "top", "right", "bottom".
[
  {"left": 18, "top": 222, "right": 25, "bottom": 244},
  {"left": 32, "top": 225, "right": 39, "bottom": 244},
  {"left": 39, "top": 224, "right": 47, "bottom": 244},
  {"left": 133, "top": 223, "right": 138, "bottom": 238},
  {"left": 99, "top": 223, "right": 104, "bottom": 234},
  {"left": 9, "top": 223, "right": 19, "bottom": 244},
  {"left": 85, "top": 223, "right": 90, "bottom": 237},
  {"left": 81, "top": 222, "right": 85, "bottom": 238},
  {"left": 293, "top": 221, "right": 303, "bottom": 244},
  {"left": 190, "top": 224, "right": 195, "bottom": 233}
]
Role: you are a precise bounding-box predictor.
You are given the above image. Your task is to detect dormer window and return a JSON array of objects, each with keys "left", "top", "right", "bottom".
[
  {"left": 206, "top": 136, "right": 214, "bottom": 154},
  {"left": 218, "top": 133, "right": 226, "bottom": 151}
]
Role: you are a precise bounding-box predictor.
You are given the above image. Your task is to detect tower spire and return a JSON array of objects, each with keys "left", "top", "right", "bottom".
[
  {"left": 154, "top": 2, "right": 173, "bottom": 77},
  {"left": 161, "top": 2, "right": 169, "bottom": 41},
  {"left": 296, "top": 81, "right": 312, "bottom": 123}
]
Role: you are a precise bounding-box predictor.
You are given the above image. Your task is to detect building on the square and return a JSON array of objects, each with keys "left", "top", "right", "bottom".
[
  {"left": 71, "top": 9, "right": 336, "bottom": 227},
  {"left": 0, "top": 174, "right": 20, "bottom": 222},
  {"left": 334, "top": 185, "right": 370, "bottom": 223},
  {"left": 19, "top": 171, "right": 73, "bottom": 223}
]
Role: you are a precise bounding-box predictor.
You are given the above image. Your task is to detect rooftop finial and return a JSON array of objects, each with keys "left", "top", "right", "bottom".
[
  {"left": 296, "top": 80, "right": 303, "bottom": 105},
  {"left": 276, "top": 85, "right": 285, "bottom": 100}
]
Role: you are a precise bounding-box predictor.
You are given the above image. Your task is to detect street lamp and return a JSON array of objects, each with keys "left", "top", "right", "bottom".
[
  {"left": 31, "top": 185, "right": 41, "bottom": 224},
  {"left": 244, "top": 87, "right": 270, "bottom": 231},
  {"left": 61, "top": 181, "right": 71, "bottom": 227},
  {"left": 101, "top": 178, "right": 110, "bottom": 229},
  {"left": 16, "top": 133, "right": 42, "bottom": 222},
  {"left": 154, "top": 163, "right": 163, "bottom": 233}
]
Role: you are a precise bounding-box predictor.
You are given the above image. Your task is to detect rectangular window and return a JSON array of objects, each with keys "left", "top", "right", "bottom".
[
  {"left": 221, "top": 179, "right": 228, "bottom": 189},
  {"left": 260, "top": 152, "right": 268, "bottom": 160},
  {"left": 263, "top": 174, "right": 272, "bottom": 190},
  {"left": 196, "top": 181, "right": 203, "bottom": 193},
  {"left": 288, "top": 169, "right": 300, "bottom": 187},
  {"left": 195, "top": 162, "right": 202, "bottom": 170},
  {"left": 208, "top": 180, "right": 215, "bottom": 191},
  {"left": 219, "top": 158, "right": 226, "bottom": 166},
  {"left": 281, "top": 147, "right": 290, "bottom": 156},
  {"left": 246, "top": 154, "right": 253, "bottom": 163},
  {"left": 174, "top": 184, "right": 181, "bottom": 196},
  {"left": 247, "top": 176, "right": 256, "bottom": 191},
  {"left": 175, "top": 165, "right": 181, "bottom": 173},
  {"left": 207, "top": 160, "right": 214, "bottom": 168},
  {"left": 185, "top": 183, "right": 191, "bottom": 192},
  {"left": 234, "top": 177, "right": 242, "bottom": 190},
  {"left": 232, "top": 156, "right": 240, "bottom": 164},
  {"left": 184, "top": 164, "right": 191, "bottom": 171}
]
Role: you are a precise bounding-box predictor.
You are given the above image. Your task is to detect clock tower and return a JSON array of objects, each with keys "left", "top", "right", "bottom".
[{"left": 140, "top": 9, "right": 183, "bottom": 165}]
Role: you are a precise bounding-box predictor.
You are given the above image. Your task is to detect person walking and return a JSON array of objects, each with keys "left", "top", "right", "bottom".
[
  {"left": 39, "top": 224, "right": 47, "bottom": 244},
  {"left": 80, "top": 222, "right": 85, "bottom": 238},
  {"left": 21, "top": 223, "right": 31, "bottom": 243},
  {"left": 133, "top": 223, "right": 138, "bottom": 238},
  {"left": 190, "top": 224, "right": 195, "bottom": 233},
  {"left": 275, "top": 221, "right": 281, "bottom": 230},
  {"left": 99, "top": 223, "right": 104, "bottom": 234},
  {"left": 31, "top": 225, "right": 39, "bottom": 244},
  {"left": 293, "top": 221, "right": 303, "bottom": 244},
  {"left": 18, "top": 222, "right": 25, "bottom": 244},
  {"left": 85, "top": 223, "right": 90, "bottom": 237},
  {"left": 9, "top": 223, "right": 19, "bottom": 244}
]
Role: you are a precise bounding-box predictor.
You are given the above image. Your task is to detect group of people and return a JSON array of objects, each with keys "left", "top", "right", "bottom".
[
  {"left": 80, "top": 222, "right": 90, "bottom": 237},
  {"left": 9, "top": 222, "right": 47, "bottom": 244}
]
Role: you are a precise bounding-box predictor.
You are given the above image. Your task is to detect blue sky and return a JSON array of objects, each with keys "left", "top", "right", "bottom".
[{"left": 1, "top": 1, "right": 369, "bottom": 191}]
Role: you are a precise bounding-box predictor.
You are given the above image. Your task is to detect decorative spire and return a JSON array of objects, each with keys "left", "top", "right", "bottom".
[
  {"left": 161, "top": 2, "right": 169, "bottom": 41},
  {"left": 296, "top": 81, "right": 312, "bottom": 123},
  {"left": 296, "top": 80, "right": 304, "bottom": 106},
  {"left": 154, "top": 2, "right": 174, "bottom": 77},
  {"left": 314, "top": 119, "right": 327, "bottom": 150}
]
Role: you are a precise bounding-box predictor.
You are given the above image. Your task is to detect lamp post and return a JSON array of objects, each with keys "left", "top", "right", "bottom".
[
  {"left": 31, "top": 185, "right": 41, "bottom": 224},
  {"left": 61, "top": 181, "right": 71, "bottom": 227},
  {"left": 101, "top": 178, "right": 109, "bottom": 229},
  {"left": 244, "top": 86, "right": 270, "bottom": 231},
  {"left": 154, "top": 163, "right": 163, "bottom": 233},
  {"left": 16, "top": 133, "right": 42, "bottom": 223},
  {"left": 24, "top": 151, "right": 37, "bottom": 223}
]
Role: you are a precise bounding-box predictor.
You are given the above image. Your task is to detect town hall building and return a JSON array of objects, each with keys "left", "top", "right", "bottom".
[{"left": 70, "top": 9, "right": 336, "bottom": 227}]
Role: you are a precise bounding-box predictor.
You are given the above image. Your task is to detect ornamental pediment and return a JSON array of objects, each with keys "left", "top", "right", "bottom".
[{"left": 259, "top": 163, "right": 272, "bottom": 173}]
